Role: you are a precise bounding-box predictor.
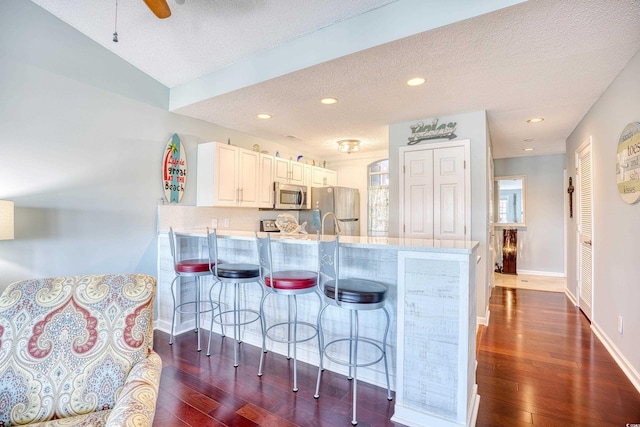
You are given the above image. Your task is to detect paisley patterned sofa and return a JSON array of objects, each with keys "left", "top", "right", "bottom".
[{"left": 0, "top": 274, "right": 162, "bottom": 426}]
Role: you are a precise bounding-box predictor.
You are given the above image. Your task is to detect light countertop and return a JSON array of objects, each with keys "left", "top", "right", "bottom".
[{"left": 161, "top": 228, "right": 479, "bottom": 254}]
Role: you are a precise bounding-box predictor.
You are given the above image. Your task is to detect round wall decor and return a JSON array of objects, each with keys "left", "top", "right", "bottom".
[{"left": 616, "top": 122, "right": 640, "bottom": 204}]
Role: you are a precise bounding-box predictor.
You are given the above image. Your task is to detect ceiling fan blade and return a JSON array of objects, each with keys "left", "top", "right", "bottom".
[{"left": 143, "top": 0, "right": 171, "bottom": 19}]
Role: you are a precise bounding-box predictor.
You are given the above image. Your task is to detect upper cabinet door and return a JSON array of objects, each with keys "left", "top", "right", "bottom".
[
  {"left": 237, "top": 150, "right": 259, "bottom": 206},
  {"left": 311, "top": 166, "right": 337, "bottom": 187},
  {"left": 259, "top": 154, "right": 274, "bottom": 208},
  {"left": 214, "top": 144, "right": 240, "bottom": 206},
  {"left": 274, "top": 157, "right": 290, "bottom": 183},
  {"left": 274, "top": 158, "right": 305, "bottom": 185},
  {"left": 197, "top": 142, "right": 268, "bottom": 207},
  {"left": 289, "top": 161, "right": 304, "bottom": 185}
]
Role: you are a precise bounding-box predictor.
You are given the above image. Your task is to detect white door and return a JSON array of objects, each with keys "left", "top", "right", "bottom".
[
  {"left": 402, "top": 148, "right": 434, "bottom": 238},
  {"left": 433, "top": 146, "right": 466, "bottom": 239},
  {"left": 400, "top": 140, "right": 469, "bottom": 239},
  {"left": 576, "top": 138, "right": 593, "bottom": 320}
]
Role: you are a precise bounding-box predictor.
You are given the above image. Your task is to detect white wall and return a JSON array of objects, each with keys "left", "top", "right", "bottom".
[
  {"left": 388, "top": 111, "right": 491, "bottom": 324},
  {"left": 331, "top": 149, "right": 388, "bottom": 236},
  {"left": 494, "top": 154, "right": 566, "bottom": 275},
  {"left": 0, "top": 0, "right": 316, "bottom": 289},
  {"left": 566, "top": 49, "right": 640, "bottom": 390}
]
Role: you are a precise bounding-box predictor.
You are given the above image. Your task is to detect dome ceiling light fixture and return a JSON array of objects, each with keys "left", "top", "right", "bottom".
[
  {"left": 527, "top": 117, "right": 544, "bottom": 123},
  {"left": 337, "top": 139, "right": 361, "bottom": 154}
]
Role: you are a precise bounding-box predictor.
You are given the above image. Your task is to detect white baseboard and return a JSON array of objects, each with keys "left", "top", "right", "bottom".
[
  {"left": 517, "top": 269, "right": 566, "bottom": 278},
  {"left": 565, "top": 289, "right": 577, "bottom": 306},
  {"left": 477, "top": 307, "right": 490, "bottom": 327},
  {"left": 591, "top": 322, "right": 640, "bottom": 394}
]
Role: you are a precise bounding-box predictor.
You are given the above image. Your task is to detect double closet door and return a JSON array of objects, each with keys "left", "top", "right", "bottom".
[{"left": 400, "top": 140, "right": 470, "bottom": 240}]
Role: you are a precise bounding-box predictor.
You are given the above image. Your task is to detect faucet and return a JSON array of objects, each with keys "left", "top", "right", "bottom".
[{"left": 321, "top": 212, "right": 341, "bottom": 235}]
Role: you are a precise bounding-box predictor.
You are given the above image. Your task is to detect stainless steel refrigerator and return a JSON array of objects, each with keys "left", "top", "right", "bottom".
[{"left": 300, "top": 186, "right": 360, "bottom": 236}]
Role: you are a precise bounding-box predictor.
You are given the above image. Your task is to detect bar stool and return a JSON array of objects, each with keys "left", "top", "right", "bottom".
[
  {"left": 168, "top": 227, "right": 220, "bottom": 352},
  {"left": 314, "top": 235, "right": 392, "bottom": 426},
  {"left": 255, "top": 232, "right": 322, "bottom": 392},
  {"left": 206, "top": 228, "right": 263, "bottom": 367}
]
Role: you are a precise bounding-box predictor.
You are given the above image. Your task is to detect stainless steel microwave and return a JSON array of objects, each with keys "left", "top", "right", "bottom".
[{"left": 274, "top": 182, "right": 308, "bottom": 209}]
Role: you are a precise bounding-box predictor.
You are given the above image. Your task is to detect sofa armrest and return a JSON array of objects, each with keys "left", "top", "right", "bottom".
[{"left": 106, "top": 351, "right": 162, "bottom": 427}]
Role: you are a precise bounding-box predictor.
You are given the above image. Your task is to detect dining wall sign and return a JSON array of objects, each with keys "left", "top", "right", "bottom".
[
  {"left": 407, "top": 118, "right": 457, "bottom": 145},
  {"left": 616, "top": 122, "right": 640, "bottom": 204},
  {"left": 163, "top": 133, "right": 187, "bottom": 203}
]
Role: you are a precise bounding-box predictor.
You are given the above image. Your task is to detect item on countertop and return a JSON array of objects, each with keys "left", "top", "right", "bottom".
[{"left": 274, "top": 214, "right": 308, "bottom": 235}]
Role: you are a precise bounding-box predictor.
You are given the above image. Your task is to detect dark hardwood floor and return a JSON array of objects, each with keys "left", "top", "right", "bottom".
[
  {"left": 152, "top": 329, "right": 398, "bottom": 427},
  {"left": 152, "top": 286, "right": 640, "bottom": 426},
  {"left": 477, "top": 286, "right": 640, "bottom": 426}
]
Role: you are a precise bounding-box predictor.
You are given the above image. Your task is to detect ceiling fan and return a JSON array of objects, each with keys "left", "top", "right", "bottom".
[{"left": 143, "top": 0, "right": 171, "bottom": 19}]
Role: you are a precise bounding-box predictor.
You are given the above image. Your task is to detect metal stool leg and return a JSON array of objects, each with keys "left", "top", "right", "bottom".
[
  {"left": 206, "top": 279, "right": 217, "bottom": 357},
  {"left": 383, "top": 306, "right": 393, "bottom": 401},
  {"left": 291, "top": 295, "right": 299, "bottom": 392},
  {"left": 314, "top": 304, "right": 329, "bottom": 399},
  {"left": 351, "top": 310, "right": 359, "bottom": 426},
  {"left": 169, "top": 276, "right": 178, "bottom": 345},
  {"left": 195, "top": 277, "right": 201, "bottom": 351},
  {"left": 233, "top": 282, "right": 240, "bottom": 367},
  {"left": 257, "top": 290, "right": 269, "bottom": 377}
]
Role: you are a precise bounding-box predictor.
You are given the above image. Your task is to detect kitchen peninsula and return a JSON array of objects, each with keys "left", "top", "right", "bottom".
[{"left": 156, "top": 207, "right": 480, "bottom": 427}]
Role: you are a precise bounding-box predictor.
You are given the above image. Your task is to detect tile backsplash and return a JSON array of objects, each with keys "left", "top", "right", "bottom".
[{"left": 157, "top": 205, "right": 298, "bottom": 232}]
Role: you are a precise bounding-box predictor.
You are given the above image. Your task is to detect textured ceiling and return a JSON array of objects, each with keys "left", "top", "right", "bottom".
[{"left": 30, "top": 0, "right": 640, "bottom": 160}]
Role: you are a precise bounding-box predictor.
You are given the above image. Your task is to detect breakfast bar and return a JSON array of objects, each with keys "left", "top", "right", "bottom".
[{"left": 156, "top": 229, "right": 479, "bottom": 427}]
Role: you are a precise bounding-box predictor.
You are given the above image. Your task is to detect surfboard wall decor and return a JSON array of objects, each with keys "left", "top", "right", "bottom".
[{"left": 163, "top": 133, "right": 187, "bottom": 203}]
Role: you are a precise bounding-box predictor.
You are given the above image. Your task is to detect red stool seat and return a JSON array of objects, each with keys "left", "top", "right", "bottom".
[
  {"left": 176, "top": 259, "right": 214, "bottom": 274},
  {"left": 266, "top": 271, "right": 317, "bottom": 290}
]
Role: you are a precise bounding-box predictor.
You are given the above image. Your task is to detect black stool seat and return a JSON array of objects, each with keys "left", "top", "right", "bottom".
[
  {"left": 217, "top": 263, "right": 260, "bottom": 279},
  {"left": 323, "top": 279, "right": 387, "bottom": 304}
]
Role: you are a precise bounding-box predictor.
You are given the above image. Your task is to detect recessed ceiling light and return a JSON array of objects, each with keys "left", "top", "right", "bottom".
[
  {"left": 320, "top": 97, "right": 338, "bottom": 105},
  {"left": 257, "top": 113, "right": 272, "bottom": 119},
  {"left": 407, "top": 77, "right": 426, "bottom": 86},
  {"left": 523, "top": 148, "right": 535, "bottom": 152},
  {"left": 527, "top": 117, "right": 544, "bottom": 123}
]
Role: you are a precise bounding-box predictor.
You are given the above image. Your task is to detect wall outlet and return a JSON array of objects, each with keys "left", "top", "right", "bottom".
[
  {"left": 618, "top": 315, "right": 624, "bottom": 334},
  {"left": 211, "top": 219, "right": 217, "bottom": 228},
  {"left": 223, "top": 218, "right": 230, "bottom": 228}
]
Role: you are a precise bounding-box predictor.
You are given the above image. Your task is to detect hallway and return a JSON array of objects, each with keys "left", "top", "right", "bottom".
[{"left": 476, "top": 286, "right": 640, "bottom": 426}]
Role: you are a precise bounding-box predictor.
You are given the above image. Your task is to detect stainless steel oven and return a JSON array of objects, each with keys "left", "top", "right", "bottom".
[{"left": 274, "top": 182, "right": 308, "bottom": 209}]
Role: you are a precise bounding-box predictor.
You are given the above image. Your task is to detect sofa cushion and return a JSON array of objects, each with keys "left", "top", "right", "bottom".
[{"left": 0, "top": 274, "right": 157, "bottom": 425}]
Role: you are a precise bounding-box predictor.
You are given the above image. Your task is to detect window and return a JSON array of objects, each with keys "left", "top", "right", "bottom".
[{"left": 368, "top": 159, "right": 389, "bottom": 236}]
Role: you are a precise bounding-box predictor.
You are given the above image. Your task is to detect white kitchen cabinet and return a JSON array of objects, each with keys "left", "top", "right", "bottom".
[
  {"left": 274, "top": 157, "right": 304, "bottom": 185},
  {"left": 311, "top": 166, "right": 337, "bottom": 187},
  {"left": 303, "top": 164, "right": 312, "bottom": 187},
  {"left": 196, "top": 142, "right": 261, "bottom": 207},
  {"left": 237, "top": 149, "right": 259, "bottom": 207},
  {"left": 325, "top": 169, "right": 337, "bottom": 186},
  {"left": 259, "top": 153, "right": 274, "bottom": 208}
]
